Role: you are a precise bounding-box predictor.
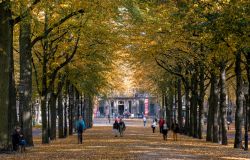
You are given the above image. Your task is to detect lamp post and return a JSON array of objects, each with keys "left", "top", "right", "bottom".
[{"left": 242, "top": 83, "right": 248, "bottom": 150}]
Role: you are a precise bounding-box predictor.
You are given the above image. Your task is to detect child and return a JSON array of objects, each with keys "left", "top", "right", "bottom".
[
  {"left": 19, "top": 133, "right": 26, "bottom": 153},
  {"left": 162, "top": 122, "right": 168, "bottom": 140}
]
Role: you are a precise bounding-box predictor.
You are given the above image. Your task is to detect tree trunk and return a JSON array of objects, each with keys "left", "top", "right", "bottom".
[
  {"left": 19, "top": 8, "right": 33, "bottom": 146},
  {"left": 68, "top": 84, "right": 74, "bottom": 135},
  {"left": 75, "top": 89, "right": 80, "bottom": 117},
  {"left": 84, "top": 96, "right": 90, "bottom": 127},
  {"left": 211, "top": 70, "right": 219, "bottom": 143},
  {"left": 49, "top": 93, "right": 57, "bottom": 140},
  {"left": 89, "top": 96, "right": 93, "bottom": 128},
  {"left": 198, "top": 64, "right": 205, "bottom": 139},
  {"left": 234, "top": 51, "right": 244, "bottom": 148},
  {"left": 244, "top": 52, "right": 250, "bottom": 130},
  {"left": 165, "top": 93, "right": 171, "bottom": 126},
  {"left": 41, "top": 96, "right": 49, "bottom": 143},
  {"left": 219, "top": 62, "right": 228, "bottom": 145},
  {"left": 0, "top": 1, "right": 12, "bottom": 150},
  {"left": 177, "top": 78, "right": 183, "bottom": 130},
  {"left": 184, "top": 80, "right": 190, "bottom": 136},
  {"left": 41, "top": 10, "right": 49, "bottom": 144},
  {"left": 206, "top": 94, "right": 213, "bottom": 142},
  {"left": 191, "top": 72, "right": 198, "bottom": 138},
  {"left": 58, "top": 91, "right": 64, "bottom": 138},
  {"left": 64, "top": 96, "right": 68, "bottom": 138},
  {"left": 80, "top": 94, "right": 83, "bottom": 116}
]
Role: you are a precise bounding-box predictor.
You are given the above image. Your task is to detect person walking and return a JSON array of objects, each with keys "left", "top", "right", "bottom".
[
  {"left": 108, "top": 114, "right": 111, "bottom": 124},
  {"left": 159, "top": 118, "right": 164, "bottom": 133},
  {"left": 113, "top": 119, "right": 119, "bottom": 137},
  {"left": 76, "top": 116, "right": 86, "bottom": 144},
  {"left": 151, "top": 120, "right": 157, "bottom": 133},
  {"left": 143, "top": 116, "right": 147, "bottom": 127},
  {"left": 162, "top": 122, "right": 169, "bottom": 140},
  {"left": 171, "top": 122, "right": 179, "bottom": 141},
  {"left": 119, "top": 118, "right": 126, "bottom": 137}
]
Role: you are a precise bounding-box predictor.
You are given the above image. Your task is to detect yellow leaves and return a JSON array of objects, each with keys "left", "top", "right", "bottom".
[{"left": 1, "top": 123, "right": 250, "bottom": 160}]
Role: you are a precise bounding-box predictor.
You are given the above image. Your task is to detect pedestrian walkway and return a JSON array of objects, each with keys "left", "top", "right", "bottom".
[{"left": 1, "top": 125, "right": 249, "bottom": 160}]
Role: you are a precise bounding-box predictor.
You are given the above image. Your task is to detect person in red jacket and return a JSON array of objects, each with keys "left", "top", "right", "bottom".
[{"left": 159, "top": 118, "right": 164, "bottom": 133}]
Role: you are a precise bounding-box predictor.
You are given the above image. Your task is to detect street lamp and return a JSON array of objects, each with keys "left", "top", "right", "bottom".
[{"left": 242, "top": 83, "right": 248, "bottom": 151}]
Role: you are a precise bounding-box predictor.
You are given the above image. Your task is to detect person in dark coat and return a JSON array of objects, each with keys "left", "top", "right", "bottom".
[
  {"left": 113, "top": 119, "right": 119, "bottom": 137},
  {"left": 159, "top": 118, "right": 164, "bottom": 133},
  {"left": 119, "top": 118, "right": 126, "bottom": 137},
  {"left": 171, "top": 122, "right": 179, "bottom": 141},
  {"left": 162, "top": 122, "right": 169, "bottom": 140},
  {"left": 12, "top": 126, "right": 21, "bottom": 151}
]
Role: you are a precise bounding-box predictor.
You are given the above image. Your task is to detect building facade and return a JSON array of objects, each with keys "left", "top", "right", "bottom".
[{"left": 96, "top": 95, "right": 159, "bottom": 118}]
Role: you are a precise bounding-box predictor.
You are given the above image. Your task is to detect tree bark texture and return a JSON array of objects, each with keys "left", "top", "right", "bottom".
[
  {"left": 41, "top": 96, "right": 49, "bottom": 143},
  {"left": 244, "top": 52, "right": 250, "bottom": 130},
  {"left": 234, "top": 51, "right": 244, "bottom": 148},
  {"left": 0, "top": 1, "right": 12, "bottom": 149},
  {"left": 219, "top": 62, "right": 228, "bottom": 145},
  {"left": 19, "top": 8, "right": 33, "bottom": 146},
  {"left": 190, "top": 72, "right": 198, "bottom": 138},
  {"left": 206, "top": 92, "right": 213, "bottom": 142},
  {"left": 49, "top": 93, "right": 57, "bottom": 140},
  {"left": 177, "top": 78, "right": 183, "bottom": 129},
  {"left": 211, "top": 70, "right": 219, "bottom": 143},
  {"left": 198, "top": 64, "right": 205, "bottom": 139},
  {"left": 68, "top": 84, "right": 74, "bottom": 135},
  {"left": 58, "top": 91, "right": 64, "bottom": 138},
  {"left": 184, "top": 80, "right": 190, "bottom": 136}
]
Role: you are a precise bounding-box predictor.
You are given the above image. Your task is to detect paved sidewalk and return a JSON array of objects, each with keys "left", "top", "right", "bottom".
[{"left": 1, "top": 124, "right": 249, "bottom": 160}]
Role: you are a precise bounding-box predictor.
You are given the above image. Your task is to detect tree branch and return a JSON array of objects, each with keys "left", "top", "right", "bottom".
[
  {"left": 31, "top": 9, "right": 84, "bottom": 47},
  {"left": 31, "top": 56, "right": 42, "bottom": 95},
  {"left": 13, "top": 0, "right": 41, "bottom": 25},
  {"left": 48, "top": 31, "right": 81, "bottom": 90}
]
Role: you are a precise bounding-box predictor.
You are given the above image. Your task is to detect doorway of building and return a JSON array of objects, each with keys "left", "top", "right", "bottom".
[{"left": 118, "top": 105, "right": 124, "bottom": 116}]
